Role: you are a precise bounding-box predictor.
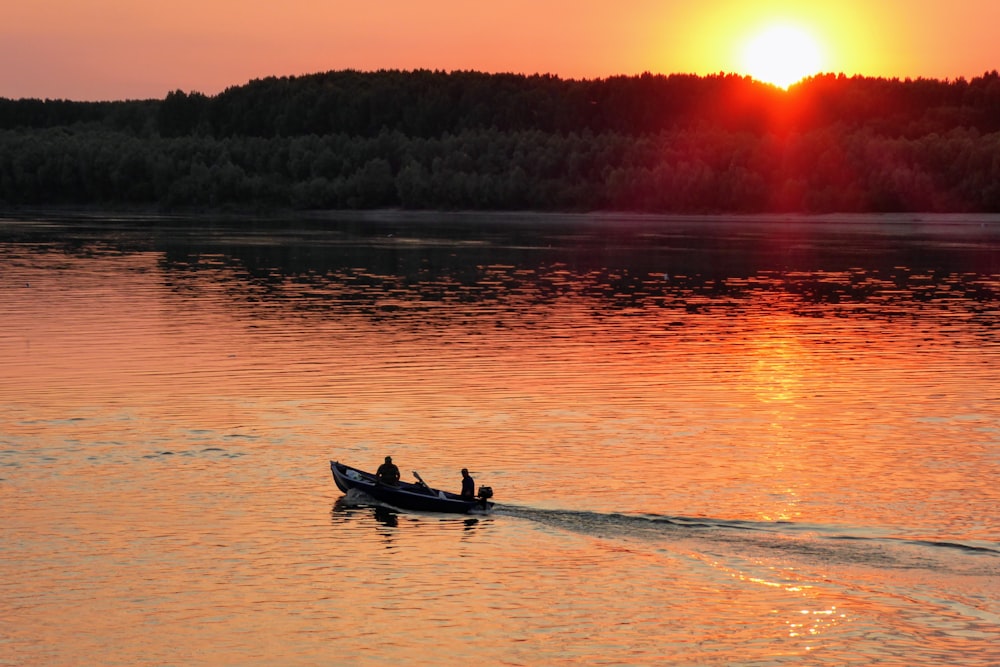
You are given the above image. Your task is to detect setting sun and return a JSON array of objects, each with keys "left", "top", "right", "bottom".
[{"left": 741, "top": 23, "right": 825, "bottom": 88}]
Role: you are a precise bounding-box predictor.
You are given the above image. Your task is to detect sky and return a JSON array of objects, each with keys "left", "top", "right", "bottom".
[{"left": 2, "top": 0, "right": 998, "bottom": 101}]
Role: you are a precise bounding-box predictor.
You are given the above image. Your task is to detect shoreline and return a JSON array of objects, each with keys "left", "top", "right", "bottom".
[{"left": 2, "top": 206, "right": 999, "bottom": 233}]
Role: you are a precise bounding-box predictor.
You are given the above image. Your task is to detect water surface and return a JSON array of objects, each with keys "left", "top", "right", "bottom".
[{"left": 1, "top": 213, "right": 998, "bottom": 666}]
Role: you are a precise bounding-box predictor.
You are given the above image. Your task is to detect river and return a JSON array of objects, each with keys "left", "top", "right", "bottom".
[{"left": 1, "top": 212, "right": 998, "bottom": 666}]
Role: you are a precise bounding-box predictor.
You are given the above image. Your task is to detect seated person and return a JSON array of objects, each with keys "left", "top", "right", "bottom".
[
  {"left": 375, "top": 456, "right": 400, "bottom": 485},
  {"left": 460, "top": 468, "right": 474, "bottom": 498}
]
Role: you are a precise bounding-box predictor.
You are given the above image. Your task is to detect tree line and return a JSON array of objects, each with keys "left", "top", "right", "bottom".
[{"left": 1, "top": 69, "right": 999, "bottom": 212}]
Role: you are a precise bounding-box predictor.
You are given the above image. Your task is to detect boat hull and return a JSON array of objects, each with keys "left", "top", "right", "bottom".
[{"left": 330, "top": 461, "right": 493, "bottom": 514}]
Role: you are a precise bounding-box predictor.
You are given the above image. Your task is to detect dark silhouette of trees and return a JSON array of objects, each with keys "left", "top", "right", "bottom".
[
  {"left": 158, "top": 90, "right": 210, "bottom": 137},
  {"left": 1, "top": 69, "right": 999, "bottom": 212}
]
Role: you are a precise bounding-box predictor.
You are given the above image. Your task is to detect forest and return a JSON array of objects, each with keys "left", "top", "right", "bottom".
[{"left": 1, "top": 69, "right": 999, "bottom": 213}]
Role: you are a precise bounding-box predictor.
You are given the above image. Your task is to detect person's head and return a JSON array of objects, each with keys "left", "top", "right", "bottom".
[
  {"left": 461, "top": 468, "right": 469, "bottom": 477},
  {"left": 385, "top": 456, "right": 393, "bottom": 464}
]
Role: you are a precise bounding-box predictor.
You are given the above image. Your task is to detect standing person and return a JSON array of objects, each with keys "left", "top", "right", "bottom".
[
  {"left": 460, "top": 468, "right": 475, "bottom": 498},
  {"left": 375, "top": 456, "right": 400, "bottom": 486}
]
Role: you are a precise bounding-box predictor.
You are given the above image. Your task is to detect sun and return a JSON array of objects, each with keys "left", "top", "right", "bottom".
[{"left": 741, "top": 23, "right": 824, "bottom": 88}]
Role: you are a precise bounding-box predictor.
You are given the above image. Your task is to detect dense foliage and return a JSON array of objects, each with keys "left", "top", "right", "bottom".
[{"left": 1, "top": 70, "right": 999, "bottom": 212}]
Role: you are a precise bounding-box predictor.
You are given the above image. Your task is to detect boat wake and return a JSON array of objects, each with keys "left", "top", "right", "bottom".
[{"left": 494, "top": 504, "right": 1000, "bottom": 572}]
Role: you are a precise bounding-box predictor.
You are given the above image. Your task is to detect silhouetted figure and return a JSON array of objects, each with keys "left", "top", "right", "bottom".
[
  {"left": 460, "top": 468, "right": 474, "bottom": 498},
  {"left": 376, "top": 456, "right": 400, "bottom": 486}
]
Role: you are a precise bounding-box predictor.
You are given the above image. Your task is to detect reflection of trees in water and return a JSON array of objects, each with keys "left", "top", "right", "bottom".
[
  {"left": 4, "top": 219, "right": 996, "bottom": 340},
  {"left": 143, "top": 220, "right": 999, "bottom": 339}
]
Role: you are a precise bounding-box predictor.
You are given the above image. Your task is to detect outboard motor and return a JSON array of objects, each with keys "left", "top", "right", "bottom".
[{"left": 476, "top": 485, "right": 494, "bottom": 509}]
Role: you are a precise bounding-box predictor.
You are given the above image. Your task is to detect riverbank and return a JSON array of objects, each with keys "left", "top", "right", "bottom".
[{"left": 3, "top": 206, "right": 1000, "bottom": 237}]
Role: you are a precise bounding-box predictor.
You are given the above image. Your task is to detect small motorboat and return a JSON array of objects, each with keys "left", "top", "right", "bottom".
[{"left": 330, "top": 460, "right": 494, "bottom": 514}]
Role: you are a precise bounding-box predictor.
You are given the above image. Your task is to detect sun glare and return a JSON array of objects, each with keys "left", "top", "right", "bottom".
[{"left": 741, "top": 24, "right": 824, "bottom": 88}]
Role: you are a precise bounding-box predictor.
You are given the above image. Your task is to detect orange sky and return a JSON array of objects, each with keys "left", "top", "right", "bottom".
[{"left": 2, "top": 0, "right": 998, "bottom": 101}]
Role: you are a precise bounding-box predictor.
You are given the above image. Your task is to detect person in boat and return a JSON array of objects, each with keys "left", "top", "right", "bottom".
[
  {"left": 375, "top": 456, "right": 400, "bottom": 486},
  {"left": 460, "top": 468, "right": 474, "bottom": 498}
]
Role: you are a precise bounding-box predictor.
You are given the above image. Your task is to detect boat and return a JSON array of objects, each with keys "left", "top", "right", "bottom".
[{"left": 330, "top": 460, "right": 494, "bottom": 514}]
